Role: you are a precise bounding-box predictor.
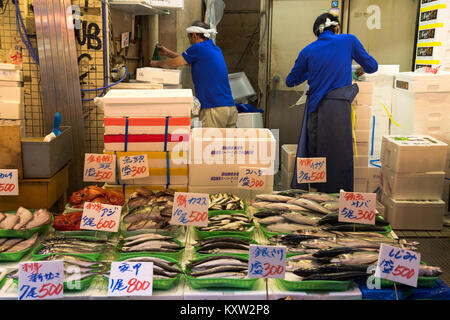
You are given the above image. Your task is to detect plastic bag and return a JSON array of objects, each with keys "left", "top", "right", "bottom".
[{"left": 191, "top": 96, "right": 201, "bottom": 116}]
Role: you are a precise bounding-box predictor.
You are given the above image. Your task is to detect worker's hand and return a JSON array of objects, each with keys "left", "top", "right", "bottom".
[
  {"left": 356, "top": 66, "right": 365, "bottom": 78},
  {"left": 150, "top": 60, "right": 160, "bottom": 68},
  {"left": 158, "top": 46, "right": 171, "bottom": 57}
]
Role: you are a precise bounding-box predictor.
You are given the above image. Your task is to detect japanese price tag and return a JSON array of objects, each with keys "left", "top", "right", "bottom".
[
  {"left": 81, "top": 202, "right": 122, "bottom": 232},
  {"left": 248, "top": 245, "right": 287, "bottom": 279},
  {"left": 119, "top": 154, "right": 149, "bottom": 180},
  {"left": 0, "top": 169, "right": 19, "bottom": 196},
  {"left": 108, "top": 261, "right": 153, "bottom": 296},
  {"left": 18, "top": 261, "right": 64, "bottom": 300},
  {"left": 375, "top": 244, "right": 421, "bottom": 287},
  {"left": 296, "top": 158, "right": 327, "bottom": 184},
  {"left": 338, "top": 190, "right": 376, "bottom": 225},
  {"left": 83, "top": 153, "right": 116, "bottom": 183},
  {"left": 170, "top": 192, "right": 209, "bottom": 227},
  {"left": 237, "top": 167, "right": 267, "bottom": 190}
]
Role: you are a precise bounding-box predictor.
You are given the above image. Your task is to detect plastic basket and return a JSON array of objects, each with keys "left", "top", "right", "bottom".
[
  {"left": 185, "top": 273, "right": 258, "bottom": 290},
  {"left": 115, "top": 238, "right": 185, "bottom": 261},
  {"left": 208, "top": 200, "right": 248, "bottom": 215},
  {"left": 194, "top": 212, "right": 255, "bottom": 240},
  {"left": 0, "top": 210, "right": 54, "bottom": 238},
  {"left": 277, "top": 278, "right": 353, "bottom": 291},
  {"left": 192, "top": 235, "right": 257, "bottom": 259}
]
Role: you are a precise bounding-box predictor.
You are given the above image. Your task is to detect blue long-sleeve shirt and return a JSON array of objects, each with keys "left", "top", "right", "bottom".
[{"left": 286, "top": 31, "right": 378, "bottom": 113}]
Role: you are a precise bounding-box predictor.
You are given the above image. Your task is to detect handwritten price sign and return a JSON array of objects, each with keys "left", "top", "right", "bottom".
[
  {"left": 0, "top": 169, "right": 19, "bottom": 196},
  {"left": 170, "top": 192, "right": 209, "bottom": 227},
  {"left": 375, "top": 244, "right": 421, "bottom": 287},
  {"left": 338, "top": 190, "right": 376, "bottom": 225},
  {"left": 81, "top": 202, "right": 122, "bottom": 232},
  {"left": 108, "top": 261, "right": 153, "bottom": 297},
  {"left": 237, "top": 167, "right": 267, "bottom": 190},
  {"left": 84, "top": 154, "right": 116, "bottom": 183},
  {"left": 18, "top": 261, "right": 64, "bottom": 300},
  {"left": 119, "top": 154, "right": 149, "bottom": 180},
  {"left": 297, "top": 158, "right": 327, "bottom": 184},
  {"left": 248, "top": 245, "right": 287, "bottom": 279}
]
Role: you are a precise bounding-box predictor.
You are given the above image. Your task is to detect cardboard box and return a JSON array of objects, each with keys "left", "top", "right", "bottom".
[
  {"left": 187, "top": 185, "right": 274, "bottom": 203},
  {"left": 354, "top": 155, "right": 369, "bottom": 168},
  {"left": 0, "top": 123, "right": 23, "bottom": 179},
  {"left": 354, "top": 130, "right": 370, "bottom": 143},
  {"left": 0, "top": 64, "right": 23, "bottom": 82},
  {"left": 355, "top": 118, "right": 371, "bottom": 131},
  {"left": 354, "top": 105, "right": 372, "bottom": 120},
  {"left": 136, "top": 67, "right": 182, "bottom": 85},
  {"left": 190, "top": 128, "right": 276, "bottom": 165},
  {"left": 103, "top": 89, "right": 192, "bottom": 118},
  {"left": 0, "top": 87, "right": 23, "bottom": 104},
  {"left": 281, "top": 165, "right": 294, "bottom": 190},
  {"left": 281, "top": 144, "right": 297, "bottom": 173},
  {"left": 0, "top": 163, "right": 69, "bottom": 211},
  {"left": 381, "top": 167, "right": 445, "bottom": 200},
  {"left": 353, "top": 81, "right": 374, "bottom": 94},
  {"left": 384, "top": 197, "right": 445, "bottom": 230},
  {"left": 188, "top": 163, "right": 274, "bottom": 187},
  {"left": 354, "top": 178, "right": 368, "bottom": 192},
  {"left": 103, "top": 183, "right": 188, "bottom": 200},
  {"left": 380, "top": 135, "right": 448, "bottom": 173},
  {"left": 353, "top": 93, "right": 373, "bottom": 106},
  {"left": 354, "top": 142, "right": 369, "bottom": 156},
  {"left": 354, "top": 167, "right": 368, "bottom": 179},
  {"left": 0, "top": 102, "right": 23, "bottom": 119},
  {"left": 104, "top": 117, "right": 191, "bottom": 135}
]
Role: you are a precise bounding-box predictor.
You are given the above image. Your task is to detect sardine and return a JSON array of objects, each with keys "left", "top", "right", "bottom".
[
  {"left": 13, "top": 207, "right": 33, "bottom": 230},
  {"left": 0, "top": 214, "right": 19, "bottom": 229},
  {"left": 255, "top": 194, "right": 296, "bottom": 203},
  {"left": 288, "top": 199, "right": 332, "bottom": 215},
  {"left": 5, "top": 232, "right": 38, "bottom": 253}
]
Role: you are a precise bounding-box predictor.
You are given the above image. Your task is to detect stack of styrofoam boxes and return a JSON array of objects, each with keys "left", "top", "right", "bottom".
[
  {"left": 188, "top": 128, "right": 276, "bottom": 202},
  {"left": 380, "top": 135, "right": 448, "bottom": 230},
  {"left": 148, "top": 0, "right": 184, "bottom": 10},
  {"left": 352, "top": 81, "right": 373, "bottom": 192},
  {"left": 0, "top": 64, "right": 24, "bottom": 136},
  {"left": 391, "top": 71, "right": 450, "bottom": 211},
  {"left": 136, "top": 67, "right": 183, "bottom": 89},
  {"left": 415, "top": 0, "right": 450, "bottom": 71},
  {"left": 102, "top": 89, "right": 193, "bottom": 198},
  {"left": 280, "top": 144, "right": 297, "bottom": 190}
]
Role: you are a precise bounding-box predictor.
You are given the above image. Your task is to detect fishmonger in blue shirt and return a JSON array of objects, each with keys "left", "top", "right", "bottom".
[{"left": 287, "top": 13, "right": 378, "bottom": 193}]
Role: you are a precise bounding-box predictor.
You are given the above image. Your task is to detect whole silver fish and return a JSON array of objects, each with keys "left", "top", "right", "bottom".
[
  {"left": 190, "top": 266, "right": 248, "bottom": 277},
  {"left": 267, "top": 223, "right": 319, "bottom": 233},
  {"left": 195, "top": 272, "right": 247, "bottom": 279},
  {"left": 330, "top": 252, "right": 379, "bottom": 265},
  {"left": 281, "top": 213, "right": 320, "bottom": 226},
  {"left": 258, "top": 216, "right": 286, "bottom": 225},
  {"left": 321, "top": 202, "right": 340, "bottom": 211},
  {"left": 252, "top": 201, "right": 271, "bottom": 209},
  {"left": 41, "top": 254, "right": 103, "bottom": 268},
  {"left": 122, "top": 240, "right": 182, "bottom": 252},
  {"left": 13, "top": 207, "right": 33, "bottom": 230},
  {"left": 124, "top": 233, "right": 173, "bottom": 242},
  {"left": 301, "top": 192, "right": 339, "bottom": 203},
  {"left": 192, "top": 258, "right": 248, "bottom": 270},
  {"left": 265, "top": 202, "right": 312, "bottom": 212},
  {"left": 287, "top": 199, "right": 332, "bottom": 215},
  {"left": 255, "top": 194, "right": 296, "bottom": 203}
]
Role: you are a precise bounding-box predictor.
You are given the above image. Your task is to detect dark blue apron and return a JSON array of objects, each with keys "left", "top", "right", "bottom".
[{"left": 291, "top": 84, "right": 359, "bottom": 193}]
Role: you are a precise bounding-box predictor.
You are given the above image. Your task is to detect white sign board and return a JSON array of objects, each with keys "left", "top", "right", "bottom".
[
  {"left": 18, "top": 261, "right": 64, "bottom": 300},
  {"left": 108, "top": 261, "right": 153, "bottom": 296},
  {"left": 248, "top": 245, "right": 287, "bottom": 279}
]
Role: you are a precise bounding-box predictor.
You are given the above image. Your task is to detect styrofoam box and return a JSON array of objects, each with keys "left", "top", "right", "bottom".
[
  {"left": 190, "top": 128, "right": 276, "bottom": 165},
  {"left": 354, "top": 142, "right": 370, "bottom": 156},
  {"left": 354, "top": 167, "right": 368, "bottom": 179},
  {"left": 104, "top": 140, "right": 189, "bottom": 152},
  {"left": 0, "top": 87, "right": 23, "bottom": 104},
  {"left": 0, "top": 102, "right": 23, "bottom": 120},
  {"left": 136, "top": 67, "right": 182, "bottom": 85},
  {"left": 394, "top": 71, "right": 450, "bottom": 92},
  {"left": 102, "top": 89, "right": 193, "bottom": 118},
  {"left": 188, "top": 184, "right": 274, "bottom": 203},
  {"left": 354, "top": 130, "right": 370, "bottom": 143},
  {"left": 419, "top": 3, "right": 450, "bottom": 26},
  {"left": 0, "top": 64, "right": 23, "bottom": 82},
  {"left": 236, "top": 113, "right": 264, "bottom": 128},
  {"left": 281, "top": 144, "right": 297, "bottom": 173},
  {"left": 381, "top": 167, "right": 445, "bottom": 200},
  {"left": 104, "top": 183, "right": 188, "bottom": 199},
  {"left": 354, "top": 155, "right": 369, "bottom": 167},
  {"left": 228, "top": 72, "right": 256, "bottom": 102},
  {"left": 391, "top": 90, "right": 450, "bottom": 138},
  {"left": 189, "top": 163, "right": 275, "bottom": 187},
  {"left": 384, "top": 197, "right": 445, "bottom": 230},
  {"left": 353, "top": 81, "right": 374, "bottom": 94},
  {"left": 104, "top": 117, "right": 191, "bottom": 135},
  {"left": 113, "top": 81, "right": 164, "bottom": 90},
  {"left": 281, "top": 165, "right": 294, "bottom": 190},
  {"left": 363, "top": 65, "right": 400, "bottom": 76},
  {"left": 148, "top": 0, "right": 184, "bottom": 9},
  {"left": 353, "top": 93, "right": 373, "bottom": 106},
  {"left": 354, "top": 178, "right": 368, "bottom": 192},
  {"left": 380, "top": 135, "right": 448, "bottom": 173}
]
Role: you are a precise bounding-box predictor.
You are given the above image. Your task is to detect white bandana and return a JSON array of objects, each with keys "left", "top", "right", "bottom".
[
  {"left": 186, "top": 26, "right": 218, "bottom": 39},
  {"left": 317, "top": 18, "right": 339, "bottom": 34}
]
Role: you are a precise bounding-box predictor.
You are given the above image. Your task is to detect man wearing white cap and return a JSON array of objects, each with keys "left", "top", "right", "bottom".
[{"left": 151, "top": 21, "right": 237, "bottom": 128}]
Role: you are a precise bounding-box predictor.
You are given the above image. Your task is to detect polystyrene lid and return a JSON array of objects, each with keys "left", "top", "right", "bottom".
[
  {"left": 394, "top": 71, "right": 450, "bottom": 82},
  {"left": 103, "top": 89, "right": 193, "bottom": 104},
  {"left": 385, "top": 135, "right": 448, "bottom": 147}
]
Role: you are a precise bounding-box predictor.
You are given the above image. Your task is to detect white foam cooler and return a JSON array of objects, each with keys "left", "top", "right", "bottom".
[
  {"left": 136, "top": 67, "right": 182, "bottom": 85},
  {"left": 384, "top": 197, "right": 445, "bottom": 230},
  {"left": 381, "top": 167, "right": 445, "bottom": 200},
  {"left": 236, "top": 113, "right": 264, "bottom": 128},
  {"left": 0, "top": 64, "right": 23, "bottom": 82},
  {"left": 380, "top": 135, "right": 448, "bottom": 173}
]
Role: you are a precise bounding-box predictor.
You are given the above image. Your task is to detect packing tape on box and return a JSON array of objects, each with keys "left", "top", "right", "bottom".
[
  {"left": 166, "top": 151, "right": 170, "bottom": 189},
  {"left": 125, "top": 117, "right": 129, "bottom": 152},
  {"left": 164, "top": 116, "right": 170, "bottom": 152}
]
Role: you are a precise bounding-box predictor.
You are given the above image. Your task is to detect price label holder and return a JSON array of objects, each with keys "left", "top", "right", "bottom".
[
  {"left": 119, "top": 154, "right": 149, "bottom": 180},
  {"left": 296, "top": 157, "right": 326, "bottom": 191},
  {"left": 338, "top": 190, "right": 377, "bottom": 227},
  {"left": 81, "top": 202, "right": 122, "bottom": 233},
  {"left": 84, "top": 153, "right": 116, "bottom": 183},
  {"left": 0, "top": 169, "right": 19, "bottom": 196},
  {"left": 108, "top": 261, "right": 153, "bottom": 297},
  {"left": 375, "top": 244, "right": 421, "bottom": 294},
  {"left": 18, "top": 261, "right": 64, "bottom": 300},
  {"left": 248, "top": 244, "right": 287, "bottom": 298},
  {"left": 170, "top": 192, "right": 209, "bottom": 227}
]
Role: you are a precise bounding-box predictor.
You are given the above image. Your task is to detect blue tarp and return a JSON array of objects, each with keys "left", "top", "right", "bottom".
[{"left": 235, "top": 103, "right": 264, "bottom": 113}]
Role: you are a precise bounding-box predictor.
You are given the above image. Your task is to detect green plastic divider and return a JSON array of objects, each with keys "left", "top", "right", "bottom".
[{"left": 277, "top": 278, "right": 353, "bottom": 291}]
